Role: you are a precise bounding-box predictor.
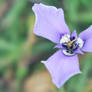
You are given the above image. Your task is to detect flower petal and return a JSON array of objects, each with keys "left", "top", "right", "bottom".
[
  {"left": 72, "top": 30, "right": 77, "bottom": 37},
  {"left": 82, "top": 38, "right": 92, "bottom": 52},
  {"left": 54, "top": 44, "right": 62, "bottom": 49},
  {"left": 41, "top": 50, "right": 81, "bottom": 88},
  {"left": 32, "top": 3, "right": 70, "bottom": 43},
  {"left": 79, "top": 25, "right": 92, "bottom": 40},
  {"left": 74, "top": 48, "right": 84, "bottom": 54}
]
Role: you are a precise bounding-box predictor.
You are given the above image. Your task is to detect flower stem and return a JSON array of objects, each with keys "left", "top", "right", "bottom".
[{"left": 58, "top": 87, "right": 65, "bottom": 92}]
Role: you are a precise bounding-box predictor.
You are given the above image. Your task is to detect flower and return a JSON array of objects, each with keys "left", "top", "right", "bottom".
[{"left": 32, "top": 3, "right": 92, "bottom": 88}]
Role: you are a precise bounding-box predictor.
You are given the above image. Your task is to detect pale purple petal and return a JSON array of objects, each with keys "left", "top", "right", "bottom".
[
  {"left": 81, "top": 38, "right": 92, "bottom": 52},
  {"left": 74, "top": 48, "right": 84, "bottom": 55},
  {"left": 32, "top": 3, "right": 70, "bottom": 43},
  {"left": 54, "top": 44, "right": 62, "bottom": 49},
  {"left": 79, "top": 25, "right": 92, "bottom": 40},
  {"left": 72, "top": 30, "right": 77, "bottom": 37},
  {"left": 41, "top": 50, "right": 81, "bottom": 88}
]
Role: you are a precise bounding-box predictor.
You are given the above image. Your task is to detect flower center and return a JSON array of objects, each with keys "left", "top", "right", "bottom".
[{"left": 60, "top": 34, "right": 84, "bottom": 56}]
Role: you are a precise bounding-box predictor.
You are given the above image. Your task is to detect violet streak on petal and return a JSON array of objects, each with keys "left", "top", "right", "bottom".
[
  {"left": 41, "top": 50, "right": 81, "bottom": 88},
  {"left": 32, "top": 3, "right": 70, "bottom": 43}
]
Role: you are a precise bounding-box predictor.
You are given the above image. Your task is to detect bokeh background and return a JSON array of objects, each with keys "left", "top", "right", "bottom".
[{"left": 0, "top": 0, "right": 92, "bottom": 92}]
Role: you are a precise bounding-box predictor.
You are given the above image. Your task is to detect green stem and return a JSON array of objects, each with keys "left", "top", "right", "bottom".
[{"left": 58, "top": 87, "right": 64, "bottom": 92}]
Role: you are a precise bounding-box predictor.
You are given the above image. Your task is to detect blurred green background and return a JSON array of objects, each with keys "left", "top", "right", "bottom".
[{"left": 0, "top": 0, "right": 92, "bottom": 92}]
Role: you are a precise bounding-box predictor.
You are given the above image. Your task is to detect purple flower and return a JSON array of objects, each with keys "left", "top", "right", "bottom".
[{"left": 32, "top": 3, "right": 92, "bottom": 88}]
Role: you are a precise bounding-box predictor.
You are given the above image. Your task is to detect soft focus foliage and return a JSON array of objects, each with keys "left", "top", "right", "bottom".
[{"left": 0, "top": 0, "right": 92, "bottom": 92}]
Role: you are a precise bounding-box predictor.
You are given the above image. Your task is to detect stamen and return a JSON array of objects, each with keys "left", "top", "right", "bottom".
[
  {"left": 60, "top": 34, "right": 84, "bottom": 56},
  {"left": 68, "top": 38, "right": 77, "bottom": 46}
]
